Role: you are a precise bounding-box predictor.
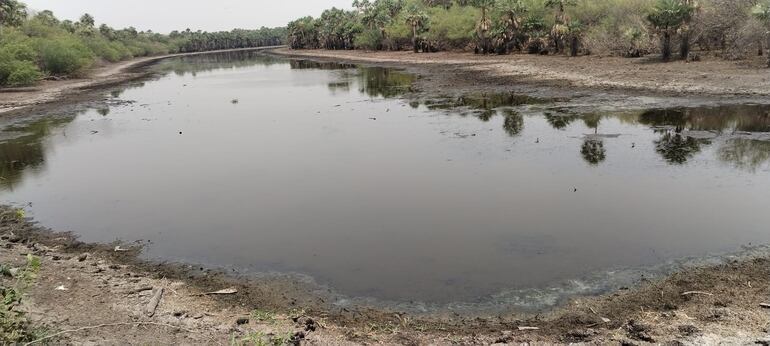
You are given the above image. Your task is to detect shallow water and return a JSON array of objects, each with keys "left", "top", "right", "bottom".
[{"left": 2, "top": 51, "right": 769, "bottom": 306}]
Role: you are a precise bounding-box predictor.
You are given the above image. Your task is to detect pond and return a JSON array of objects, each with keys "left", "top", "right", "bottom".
[{"left": 1, "top": 51, "right": 769, "bottom": 310}]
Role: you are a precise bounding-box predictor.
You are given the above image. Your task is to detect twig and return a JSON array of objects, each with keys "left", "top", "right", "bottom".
[
  {"left": 681, "top": 291, "right": 713, "bottom": 297},
  {"left": 760, "top": 303, "right": 770, "bottom": 309},
  {"left": 24, "top": 322, "right": 195, "bottom": 345}
]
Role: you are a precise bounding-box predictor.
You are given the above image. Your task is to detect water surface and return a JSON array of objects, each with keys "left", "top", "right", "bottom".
[{"left": 2, "top": 51, "right": 769, "bottom": 308}]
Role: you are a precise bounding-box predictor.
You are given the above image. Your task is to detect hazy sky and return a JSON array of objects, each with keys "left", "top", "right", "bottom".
[{"left": 22, "top": 0, "right": 352, "bottom": 33}]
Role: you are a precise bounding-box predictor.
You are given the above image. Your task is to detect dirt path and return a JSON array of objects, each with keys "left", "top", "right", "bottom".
[
  {"left": 272, "top": 48, "right": 770, "bottom": 97},
  {"left": 0, "top": 46, "right": 285, "bottom": 116}
]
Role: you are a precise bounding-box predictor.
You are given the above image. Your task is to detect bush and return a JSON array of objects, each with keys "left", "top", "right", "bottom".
[
  {"left": 38, "top": 38, "right": 93, "bottom": 75},
  {"left": 6, "top": 61, "right": 42, "bottom": 86},
  {"left": 355, "top": 29, "right": 385, "bottom": 50},
  {"left": 426, "top": 5, "right": 478, "bottom": 50}
]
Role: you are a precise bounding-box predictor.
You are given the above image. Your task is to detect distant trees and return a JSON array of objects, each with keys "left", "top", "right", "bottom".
[
  {"left": 0, "top": 2, "right": 286, "bottom": 86},
  {"left": 0, "top": 0, "right": 26, "bottom": 28},
  {"left": 286, "top": 0, "right": 770, "bottom": 65}
]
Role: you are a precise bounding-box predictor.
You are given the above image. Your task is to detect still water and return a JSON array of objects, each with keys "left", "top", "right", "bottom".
[{"left": 2, "top": 51, "right": 769, "bottom": 307}]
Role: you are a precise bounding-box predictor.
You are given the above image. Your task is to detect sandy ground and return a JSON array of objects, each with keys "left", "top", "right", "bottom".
[
  {"left": 0, "top": 47, "right": 285, "bottom": 116},
  {"left": 272, "top": 48, "right": 770, "bottom": 97},
  {"left": 2, "top": 206, "right": 769, "bottom": 345}
]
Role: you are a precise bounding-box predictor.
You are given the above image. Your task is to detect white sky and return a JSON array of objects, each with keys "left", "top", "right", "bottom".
[{"left": 22, "top": 0, "right": 352, "bottom": 33}]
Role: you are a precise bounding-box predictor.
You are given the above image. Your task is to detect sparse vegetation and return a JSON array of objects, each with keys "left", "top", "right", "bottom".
[
  {"left": 0, "top": 255, "right": 44, "bottom": 344},
  {"left": 250, "top": 309, "right": 277, "bottom": 324}
]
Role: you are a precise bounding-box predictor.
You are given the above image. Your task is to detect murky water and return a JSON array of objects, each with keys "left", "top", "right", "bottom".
[{"left": 2, "top": 51, "right": 769, "bottom": 307}]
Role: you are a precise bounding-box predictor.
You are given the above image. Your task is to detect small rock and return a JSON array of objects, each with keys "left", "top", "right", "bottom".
[
  {"left": 707, "top": 308, "right": 731, "bottom": 321},
  {"left": 678, "top": 324, "right": 700, "bottom": 336},
  {"left": 51, "top": 255, "right": 62, "bottom": 261},
  {"left": 295, "top": 316, "right": 317, "bottom": 332},
  {"left": 566, "top": 328, "right": 597, "bottom": 342},
  {"left": 290, "top": 331, "right": 306, "bottom": 345},
  {"left": 626, "top": 320, "right": 655, "bottom": 342}
]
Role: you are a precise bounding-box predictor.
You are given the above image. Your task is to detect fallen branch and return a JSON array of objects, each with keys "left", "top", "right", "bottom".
[
  {"left": 760, "top": 303, "right": 770, "bottom": 309},
  {"left": 145, "top": 287, "right": 164, "bottom": 317},
  {"left": 681, "top": 291, "right": 713, "bottom": 297},
  {"left": 190, "top": 287, "right": 238, "bottom": 296},
  {"left": 24, "top": 322, "right": 194, "bottom": 345}
]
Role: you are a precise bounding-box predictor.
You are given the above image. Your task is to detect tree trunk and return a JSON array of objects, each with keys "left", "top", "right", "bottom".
[
  {"left": 760, "top": 36, "right": 770, "bottom": 67},
  {"left": 412, "top": 25, "right": 418, "bottom": 53},
  {"left": 570, "top": 36, "right": 579, "bottom": 57},
  {"left": 680, "top": 32, "right": 690, "bottom": 60},
  {"left": 662, "top": 31, "right": 671, "bottom": 61}
]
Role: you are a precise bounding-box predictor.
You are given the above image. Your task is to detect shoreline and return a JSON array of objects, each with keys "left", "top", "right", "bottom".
[
  {"left": 269, "top": 48, "right": 770, "bottom": 98},
  {"left": 2, "top": 208, "right": 769, "bottom": 344},
  {"left": 0, "top": 46, "right": 285, "bottom": 116}
]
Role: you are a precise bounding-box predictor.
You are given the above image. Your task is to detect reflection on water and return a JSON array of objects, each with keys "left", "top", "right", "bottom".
[
  {"left": 718, "top": 139, "right": 770, "bottom": 172},
  {"left": 0, "top": 117, "right": 75, "bottom": 191},
  {"left": 1, "top": 51, "right": 770, "bottom": 307}
]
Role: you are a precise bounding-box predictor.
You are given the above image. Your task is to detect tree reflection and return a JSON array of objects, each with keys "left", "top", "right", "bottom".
[
  {"left": 502, "top": 110, "right": 524, "bottom": 137},
  {"left": 545, "top": 112, "right": 579, "bottom": 130},
  {"left": 654, "top": 131, "right": 704, "bottom": 164},
  {"left": 356, "top": 67, "right": 415, "bottom": 98},
  {"left": 477, "top": 109, "right": 496, "bottom": 122},
  {"left": 717, "top": 139, "right": 770, "bottom": 172},
  {"left": 582, "top": 114, "right": 602, "bottom": 134},
  {"left": 637, "top": 106, "right": 770, "bottom": 133},
  {"left": 0, "top": 117, "right": 74, "bottom": 191},
  {"left": 581, "top": 138, "right": 606, "bottom": 165}
]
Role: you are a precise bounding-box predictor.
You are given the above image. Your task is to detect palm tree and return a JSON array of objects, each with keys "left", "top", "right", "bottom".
[
  {"left": 752, "top": 1, "right": 770, "bottom": 66},
  {"left": 545, "top": 0, "right": 576, "bottom": 54},
  {"left": 404, "top": 4, "right": 429, "bottom": 53},
  {"left": 496, "top": 0, "right": 528, "bottom": 52},
  {"left": 647, "top": 0, "right": 695, "bottom": 61},
  {"left": 566, "top": 20, "right": 583, "bottom": 57},
  {"left": 678, "top": 0, "right": 699, "bottom": 60},
  {"left": 469, "top": 0, "right": 495, "bottom": 54}
]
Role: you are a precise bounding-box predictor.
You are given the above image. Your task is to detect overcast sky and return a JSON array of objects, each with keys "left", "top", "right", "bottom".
[{"left": 22, "top": 0, "right": 352, "bottom": 33}]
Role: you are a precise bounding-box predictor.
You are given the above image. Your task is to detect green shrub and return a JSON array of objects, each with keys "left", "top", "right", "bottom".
[
  {"left": 6, "top": 61, "right": 42, "bottom": 86},
  {"left": 38, "top": 38, "right": 93, "bottom": 75},
  {"left": 355, "top": 29, "right": 385, "bottom": 50},
  {"left": 426, "top": 5, "right": 478, "bottom": 49}
]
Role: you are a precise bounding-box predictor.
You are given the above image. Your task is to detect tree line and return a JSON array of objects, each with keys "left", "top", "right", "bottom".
[
  {"left": 0, "top": 0, "right": 286, "bottom": 87},
  {"left": 287, "top": 0, "right": 770, "bottom": 64}
]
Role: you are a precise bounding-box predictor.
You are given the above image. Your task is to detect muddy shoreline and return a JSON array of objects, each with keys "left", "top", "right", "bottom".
[
  {"left": 2, "top": 206, "right": 768, "bottom": 344},
  {"left": 268, "top": 48, "right": 770, "bottom": 99},
  {"left": 0, "top": 46, "right": 285, "bottom": 118}
]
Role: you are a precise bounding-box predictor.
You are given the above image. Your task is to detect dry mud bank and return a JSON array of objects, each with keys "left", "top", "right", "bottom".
[{"left": 271, "top": 48, "right": 770, "bottom": 98}]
